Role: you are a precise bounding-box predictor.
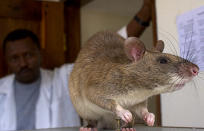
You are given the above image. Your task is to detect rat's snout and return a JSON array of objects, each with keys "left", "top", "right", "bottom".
[
  {"left": 179, "top": 63, "right": 199, "bottom": 78},
  {"left": 190, "top": 66, "right": 199, "bottom": 76}
]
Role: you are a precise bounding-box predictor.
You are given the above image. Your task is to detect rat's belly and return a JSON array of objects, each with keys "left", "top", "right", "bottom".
[
  {"left": 80, "top": 97, "right": 113, "bottom": 120},
  {"left": 115, "top": 90, "right": 152, "bottom": 107}
]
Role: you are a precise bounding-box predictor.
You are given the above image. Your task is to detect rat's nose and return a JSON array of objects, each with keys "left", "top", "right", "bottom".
[{"left": 190, "top": 66, "right": 199, "bottom": 76}]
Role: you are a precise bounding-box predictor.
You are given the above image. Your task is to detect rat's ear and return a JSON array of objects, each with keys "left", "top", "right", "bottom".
[
  {"left": 124, "top": 37, "right": 146, "bottom": 62},
  {"left": 154, "top": 40, "right": 164, "bottom": 52}
]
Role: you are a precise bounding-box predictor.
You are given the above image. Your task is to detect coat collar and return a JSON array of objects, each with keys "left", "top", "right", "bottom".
[
  {"left": 0, "top": 75, "right": 15, "bottom": 95},
  {"left": 0, "top": 74, "right": 16, "bottom": 130}
]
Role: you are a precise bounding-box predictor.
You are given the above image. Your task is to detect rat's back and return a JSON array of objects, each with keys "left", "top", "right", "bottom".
[
  {"left": 69, "top": 31, "right": 128, "bottom": 126},
  {"left": 77, "top": 31, "right": 130, "bottom": 64}
]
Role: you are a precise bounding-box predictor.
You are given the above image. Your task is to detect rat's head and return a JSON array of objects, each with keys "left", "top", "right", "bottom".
[{"left": 124, "top": 37, "right": 199, "bottom": 92}]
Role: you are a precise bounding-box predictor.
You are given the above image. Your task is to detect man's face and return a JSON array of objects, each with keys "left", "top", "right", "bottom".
[{"left": 5, "top": 37, "right": 41, "bottom": 83}]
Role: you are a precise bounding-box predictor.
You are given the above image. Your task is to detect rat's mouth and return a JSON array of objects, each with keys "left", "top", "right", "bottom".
[
  {"left": 172, "top": 77, "right": 192, "bottom": 90},
  {"left": 174, "top": 83, "right": 185, "bottom": 90},
  {"left": 170, "top": 74, "right": 193, "bottom": 91}
]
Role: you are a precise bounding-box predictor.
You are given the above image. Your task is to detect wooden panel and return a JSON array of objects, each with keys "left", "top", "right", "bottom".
[
  {"left": 66, "top": 0, "right": 93, "bottom": 7},
  {"left": 64, "top": 2, "right": 81, "bottom": 63},
  {"left": 0, "top": 0, "right": 41, "bottom": 20},
  {"left": 0, "top": 0, "right": 81, "bottom": 76},
  {"left": 152, "top": 0, "right": 158, "bottom": 46},
  {"left": 41, "top": 2, "right": 65, "bottom": 69},
  {"left": 80, "top": 0, "right": 94, "bottom": 6},
  {"left": 151, "top": 0, "right": 161, "bottom": 126},
  {"left": 0, "top": 0, "right": 41, "bottom": 77}
]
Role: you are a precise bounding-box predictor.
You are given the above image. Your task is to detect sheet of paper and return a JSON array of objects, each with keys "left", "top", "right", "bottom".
[{"left": 176, "top": 6, "right": 204, "bottom": 71}]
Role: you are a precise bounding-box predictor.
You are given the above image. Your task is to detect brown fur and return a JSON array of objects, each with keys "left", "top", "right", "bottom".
[{"left": 69, "top": 31, "right": 199, "bottom": 129}]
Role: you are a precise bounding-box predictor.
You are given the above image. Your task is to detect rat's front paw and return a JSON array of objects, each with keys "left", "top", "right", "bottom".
[
  {"left": 143, "top": 112, "right": 155, "bottom": 126},
  {"left": 116, "top": 105, "right": 132, "bottom": 123}
]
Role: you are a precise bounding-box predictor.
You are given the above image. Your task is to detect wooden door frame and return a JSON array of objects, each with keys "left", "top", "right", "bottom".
[{"left": 152, "top": 0, "right": 162, "bottom": 126}]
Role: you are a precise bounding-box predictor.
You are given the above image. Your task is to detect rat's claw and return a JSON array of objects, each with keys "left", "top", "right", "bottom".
[
  {"left": 143, "top": 113, "right": 155, "bottom": 126},
  {"left": 116, "top": 105, "right": 132, "bottom": 123}
]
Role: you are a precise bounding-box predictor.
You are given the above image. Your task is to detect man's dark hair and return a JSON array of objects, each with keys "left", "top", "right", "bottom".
[{"left": 2, "top": 29, "right": 41, "bottom": 54}]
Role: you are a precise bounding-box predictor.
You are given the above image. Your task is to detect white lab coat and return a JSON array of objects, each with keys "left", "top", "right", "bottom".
[{"left": 0, "top": 64, "right": 81, "bottom": 131}]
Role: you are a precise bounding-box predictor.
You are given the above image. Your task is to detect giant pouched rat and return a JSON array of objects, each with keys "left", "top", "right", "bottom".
[{"left": 69, "top": 31, "right": 199, "bottom": 129}]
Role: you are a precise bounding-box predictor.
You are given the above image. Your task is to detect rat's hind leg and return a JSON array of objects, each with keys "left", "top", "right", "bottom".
[
  {"left": 85, "top": 85, "right": 133, "bottom": 125},
  {"left": 87, "top": 93, "right": 133, "bottom": 125}
]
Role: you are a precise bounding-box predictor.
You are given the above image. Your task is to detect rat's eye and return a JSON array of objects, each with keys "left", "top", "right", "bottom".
[{"left": 158, "top": 57, "right": 168, "bottom": 64}]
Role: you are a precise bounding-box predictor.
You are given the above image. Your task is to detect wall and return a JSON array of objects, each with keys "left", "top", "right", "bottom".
[
  {"left": 156, "top": 0, "right": 204, "bottom": 128},
  {"left": 80, "top": 0, "right": 153, "bottom": 49}
]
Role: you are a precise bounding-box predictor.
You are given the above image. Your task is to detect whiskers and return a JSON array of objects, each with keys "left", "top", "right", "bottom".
[
  {"left": 169, "top": 74, "right": 203, "bottom": 100},
  {"left": 158, "top": 29, "right": 179, "bottom": 56},
  {"left": 197, "top": 72, "right": 204, "bottom": 81},
  {"left": 158, "top": 28, "right": 198, "bottom": 66},
  {"left": 158, "top": 28, "right": 204, "bottom": 79},
  {"left": 191, "top": 78, "right": 199, "bottom": 90},
  {"left": 168, "top": 73, "right": 185, "bottom": 91}
]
